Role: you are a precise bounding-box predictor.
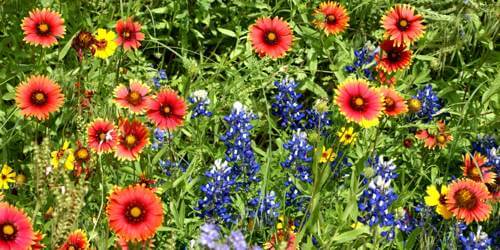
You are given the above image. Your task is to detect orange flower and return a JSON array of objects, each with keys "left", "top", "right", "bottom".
[
  {"left": 462, "top": 152, "right": 496, "bottom": 184},
  {"left": 115, "top": 120, "right": 149, "bottom": 161},
  {"left": 446, "top": 179, "right": 491, "bottom": 224},
  {"left": 15, "top": 75, "right": 64, "bottom": 120},
  {"left": 21, "top": 8, "right": 65, "bottom": 47},
  {"left": 114, "top": 80, "right": 152, "bottom": 114},
  {"left": 58, "top": 230, "right": 88, "bottom": 250},
  {"left": 376, "top": 39, "right": 413, "bottom": 73},
  {"left": 381, "top": 4, "right": 425, "bottom": 46},
  {"left": 379, "top": 87, "right": 408, "bottom": 116},
  {"left": 313, "top": 1, "right": 349, "bottom": 35},
  {"left": 249, "top": 17, "right": 293, "bottom": 59},
  {"left": 115, "top": 17, "right": 144, "bottom": 50},
  {"left": 87, "top": 119, "right": 117, "bottom": 154}
]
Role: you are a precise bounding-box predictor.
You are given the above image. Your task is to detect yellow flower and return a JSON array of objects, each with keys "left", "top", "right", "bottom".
[
  {"left": 51, "top": 141, "right": 75, "bottom": 171},
  {"left": 319, "top": 146, "right": 336, "bottom": 163},
  {"left": 93, "top": 28, "right": 118, "bottom": 59},
  {"left": 424, "top": 185, "right": 452, "bottom": 219},
  {"left": 360, "top": 118, "right": 379, "bottom": 128},
  {"left": 0, "top": 164, "right": 16, "bottom": 190},
  {"left": 337, "top": 127, "right": 357, "bottom": 145}
]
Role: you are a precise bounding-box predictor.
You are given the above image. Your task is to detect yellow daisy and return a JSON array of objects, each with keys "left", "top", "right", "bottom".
[
  {"left": 93, "top": 28, "right": 118, "bottom": 59},
  {"left": 319, "top": 146, "right": 336, "bottom": 163},
  {"left": 51, "top": 141, "right": 75, "bottom": 170},
  {"left": 424, "top": 184, "right": 452, "bottom": 219},
  {"left": 337, "top": 127, "right": 357, "bottom": 145},
  {"left": 0, "top": 164, "right": 16, "bottom": 190}
]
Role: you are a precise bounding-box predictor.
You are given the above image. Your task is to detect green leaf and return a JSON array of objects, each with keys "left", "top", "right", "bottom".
[
  {"left": 301, "top": 80, "right": 328, "bottom": 98},
  {"left": 217, "top": 28, "right": 237, "bottom": 38},
  {"left": 332, "top": 227, "right": 369, "bottom": 243},
  {"left": 58, "top": 32, "right": 77, "bottom": 61}
]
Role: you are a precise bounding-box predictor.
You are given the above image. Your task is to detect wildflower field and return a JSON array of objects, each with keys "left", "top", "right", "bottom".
[{"left": 0, "top": 0, "right": 499, "bottom": 249}]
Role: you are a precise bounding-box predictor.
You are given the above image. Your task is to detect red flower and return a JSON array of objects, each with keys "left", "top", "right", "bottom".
[
  {"left": 87, "top": 119, "right": 117, "bottom": 154},
  {"left": 313, "top": 1, "right": 349, "bottom": 35},
  {"left": 147, "top": 89, "right": 187, "bottom": 130},
  {"left": 381, "top": 4, "right": 425, "bottom": 46},
  {"left": 446, "top": 179, "right": 491, "bottom": 224},
  {"left": 115, "top": 17, "right": 144, "bottom": 50},
  {"left": 15, "top": 75, "right": 64, "bottom": 120},
  {"left": 0, "top": 202, "right": 34, "bottom": 250},
  {"left": 106, "top": 185, "right": 164, "bottom": 241},
  {"left": 115, "top": 120, "right": 149, "bottom": 161},
  {"left": 435, "top": 120, "right": 453, "bottom": 149},
  {"left": 462, "top": 152, "right": 496, "bottom": 184},
  {"left": 58, "top": 230, "right": 88, "bottom": 250},
  {"left": 114, "top": 80, "right": 151, "bottom": 114},
  {"left": 249, "top": 17, "right": 293, "bottom": 59},
  {"left": 21, "top": 8, "right": 65, "bottom": 47},
  {"left": 415, "top": 129, "right": 436, "bottom": 149},
  {"left": 31, "top": 231, "right": 46, "bottom": 250},
  {"left": 376, "top": 39, "right": 413, "bottom": 73},
  {"left": 379, "top": 87, "right": 408, "bottom": 116}
]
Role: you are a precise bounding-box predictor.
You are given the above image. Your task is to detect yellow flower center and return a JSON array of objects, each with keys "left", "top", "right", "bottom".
[
  {"left": 352, "top": 97, "right": 365, "bottom": 109},
  {"left": 38, "top": 23, "right": 49, "bottom": 33},
  {"left": 125, "top": 135, "right": 137, "bottom": 146},
  {"left": 123, "top": 31, "right": 131, "bottom": 38},
  {"left": 2, "top": 224, "right": 14, "bottom": 235},
  {"left": 68, "top": 246, "right": 76, "bottom": 250},
  {"left": 399, "top": 19, "right": 408, "bottom": 28},
  {"left": 130, "top": 206, "right": 142, "bottom": 218},
  {"left": 326, "top": 14, "right": 336, "bottom": 23},
  {"left": 99, "top": 133, "right": 106, "bottom": 141},
  {"left": 470, "top": 166, "right": 481, "bottom": 178},
  {"left": 76, "top": 148, "right": 89, "bottom": 160},
  {"left": 267, "top": 32, "right": 277, "bottom": 42},
  {"left": 127, "top": 91, "right": 141, "bottom": 105},
  {"left": 163, "top": 106, "right": 171, "bottom": 114},
  {"left": 384, "top": 96, "right": 395, "bottom": 110},
  {"left": 408, "top": 98, "right": 422, "bottom": 113},
  {"left": 437, "top": 135, "right": 446, "bottom": 144},
  {"left": 455, "top": 189, "right": 476, "bottom": 209}
]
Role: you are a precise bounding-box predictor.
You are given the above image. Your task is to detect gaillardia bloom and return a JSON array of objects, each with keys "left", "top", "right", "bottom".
[
  {"left": 72, "top": 31, "right": 96, "bottom": 61},
  {"left": 381, "top": 4, "right": 425, "bottom": 46},
  {"left": 313, "top": 1, "right": 349, "bottom": 36},
  {"left": 249, "top": 17, "right": 293, "bottom": 59},
  {"left": 147, "top": 89, "right": 187, "bottom": 130},
  {"left": 106, "top": 185, "right": 164, "bottom": 241},
  {"left": 15, "top": 75, "right": 64, "bottom": 120},
  {"left": 462, "top": 152, "right": 496, "bottom": 184},
  {"left": 435, "top": 120, "right": 453, "bottom": 149},
  {"left": 87, "top": 119, "right": 117, "bottom": 153},
  {"left": 334, "top": 79, "right": 383, "bottom": 127},
  {"left": 93, "top": 28, "right": 118, "bottom": 59},
  {"left": 21, "top": 8, "right": 65, "bottom": 47},
  {"left": 115, "top": 120, "right": 149, "bottom": 161},
  {"left": 58, "top": 230, "right": 88, "bottom": 250},
  {"left": 115, "top": 17, "right": 144, "bottom": 50},
  {"left": 0, "top": 203, "right": 34, "bottom": 249},
  {"left": 446, "top": 179, "right": 491, "bottom": 224},
  {"left": 376, "top": 39, "right": 413, "bottom": 73},
  {"left": 31, "top": 231, "right": 46, "bottom": 250},
  {"left": 114, "top": 80, "right": 151, "bottom": 113},
  {"left": 424, "top": 185, "right": 452, "bottom": 219},
  {"left": 379, "top": 87, "right": 408, "bottom": 116}
]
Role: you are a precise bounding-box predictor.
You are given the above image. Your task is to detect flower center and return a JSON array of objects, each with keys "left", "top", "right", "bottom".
[
  {"left": 470, "top": 166, "right": 481, "bottom": 179},
  {"left": 76, "top": 148, "right": 89, "bottom": 160},
  {"left": 126, "top": 204, "right": 145, "bottom": 223},
  {"left": 438, "top": 194, "right": 446, "bottom": 205},
  {"left": 265, "top": 31, "right": 278, "bottom": 44},
  {"left": 95, "top": 39, "right": 108, "bottom": 49},
  {"left": 130, "top": 206, "right": 142, "bottom": 218},
  {"left": 387, "top": 51, "right": 401, "bottom": 62},
  {"left": 350, "top": 96, "right": 365, "bottom": 111},
  {"left": 161, "top": 105, "right": 171, "bottom": 117},
  {"left": 398, "top": 19, "right": 408, "bottom": 28},
  {"left": 384, "top": 96, "right": 395, "bottom": 111},
  {"left": 123, "top": 31, "right": 131, "bottom": 39},
  {"left": 125, "top": 135, "right": 137, "bottom": 146},
  {"left": 68, "top": 246, "right": 76, "bottom": 250},
  {"left": 31, "top": 91, "right": 47, "bottom": 105},
  {"left": 408, "top": 98, "right": 422, "bottom": 113},
  {"left": 1, "top": 175, "right": 6, "bottom": 180},
  {"left": 127, "top": 91, "right": 142, "bottom": 105},
  {"left": 455, "top": 189, "right": 476, "bottom": 209},
  {"left": 0, "top": 223, "right": 16, "bottom": 241},
  {"left": 326, "top": 14, "right": 336, "bottom": 24},
  {"left": 99, "top": 132, "right": 107, "bottom": 141},
  {"left": 436, "top": 135, "right": 446, "bottom": 144},
  {"left": 37, "top": 23, "right": 49, "bottom": 34}
]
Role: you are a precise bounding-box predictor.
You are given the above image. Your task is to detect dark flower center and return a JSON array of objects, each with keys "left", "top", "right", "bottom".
[
  {"left": 326, "top": 14, "right": 337, "bottom": 24},
  {"left": 398, "top": 19, "right": 409, "bottom": 30},
  {"left": 438, "top": 194, "right": 446, "bottom": 205},
  {"left": 125, "top": 204, "right": 145, "bottom": 223},
  {"left": 0, "top": 223, "right": 17, "bottom": 241},
  {"left": 161, "top": 105, "right": 172, "bottom": 117},
  {"left": 31, "top": 91, "right": 47, "bottom": 105},
  {"left": 455, "top": 189, "right": 476, "bottom": 209},
  {"left": 125, "top": 135, "right": 137, "bottom": 147},
  {"left": 99, "top": 132, "right": 107, "bottom": 142},
  {"left": 265, "top": 31, "right": 278, "bottom": 45},
  {"left": 37, "top": 23, "right": 50, "bottom": 35},
  {"left": 123, "top": 31, "right": 131, "bottom": 39},
  {"left": 384, "top": 96, "right": 395, "bottom": 111},
  {"left": 1, "top": 175, "right": 6, "bottom": 180},
  {"left": 387, "top": 50, "right": 401, "bottom": 63},
  {"left": 126, "top": 91, "right": 142, "bottom": 105},
  {"left": 95, "top": 39, "right": 108, "bottom": 49},
  {"left": 350, "top": 96, "right": 366, "bottom": 111}
]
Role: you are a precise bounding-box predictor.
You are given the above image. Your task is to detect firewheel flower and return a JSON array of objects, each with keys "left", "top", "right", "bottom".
[
  {"left": 376, "top": 39, "right": 413, "bottom": 73},
  {"left": 0, "top": 164, "right": 16, "bottom": 190},
  {"left": 15, "top": 75, "right": 64, "bottom": 120},
  {"left": 58, "top": 230, "right": 89, "bottom": 250},
  {"left": 147, "top": 89, "right": 187, "bottom": 130},
  {"left": 424, "top": 185, "right": 452, "bottom": 219},
  {"left": 313, "top": 1, "right": 349, "bottom": 36},
  {"left": 0, "top": 202, "right": 34, "bottom": 249},
  {"left": 249, "top": 17, "right": 293, "bottom": 59},
  {"left": 334, "top": 79, "right": 383, "bottom": 128},
  {"left": 114, "top": 80, "right": 151, "bottom": 113},
  {"left": 115, "top": 119, "right": 149, "bottom": 161},
  {"left": 87, "top": 119, "right": 117, "bottom": 153},
  {"left": 462, "top": 152, "right": 496, "bottom": 184},
  {"left": 379, "top": 87, "right": 408, "bottom": 116},
  {"left": 381, "top": 4, "right": 425, "bottom": 46},
  {"left": 93, "top": 28, "right": 118, "bottom": 59},
  {"left": 115, "top": 17, "right": 144, "bottom": 50},
  {"left": 21, "top": 8, "right": 65, "bottom": 47},
  {"left": 106, "top": 185, "right": 164, "bottom": 241},
  {"left": 445, "top": 179, "right": 492, "bottom": 224}
]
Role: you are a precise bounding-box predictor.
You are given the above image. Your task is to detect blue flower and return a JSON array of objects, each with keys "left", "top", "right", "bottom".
[
  {"left": 189, "top": 89, "right": 213, "bottom": 118},
  {"left": 413, "top": 85, "right": 442, "bottom": 122},
  {"left": 247, "top": 191, "right": 280, "bottom": 223},
  {"left": 458, "top": 224, "right": 492, "bottom": 250},
  {"left": 198, "top": 223, "right": 260, "bottom": 250},
  {"left": 271, "top": 78, "right": 306, "bottom": 130},
  {"left": 304, "top": 107, "right": 332, "bottom": 133},
  {"left": 159, "top": 159, "right": 187, "bottom": 176},
  {"left": 344, "top": 43, "right": 378, "bottom": 79},
  {"left": 199, "top": 223, "right": 222, "bottom": 249},
  {"left": 227, "top": 231, "right": 247, "bottom": 250},
  {"left": 151, "top": 67, "right": 167, "bottom": 88},
  {"left": 151, "top": 128, "right": 171, "bottom": 151}
]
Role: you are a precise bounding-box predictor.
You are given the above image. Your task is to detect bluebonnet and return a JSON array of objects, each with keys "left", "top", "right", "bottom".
[
  {"left": 151, "top": 66, "right": 168, "bottom": 88},
  {"left": 471, "top": 135, "right": 500, "bottom": 178},
  {"left": 304, "top": 100, "right": 332, "bottom": 133},
  {"left": 220, "top": 102, "right": 260, "bottom": 188},
  {"left": 198, "top": 223, "right": 261, "bottom": 250},
  {"left": 396, "top": 208, "right": 416, "bottom": 234},
  {"left": 159, "top": 159, "right": 187, "bottom": 176},
  {"left": 189, "top": 89, "right": 213, "bottom": 118},
  {"left": 271, "top": 78, "right": 306, "bottom": 130},
  {"left": 413, "top": 85, "right": 442, "bottom": 122},
  {"left": 247, "top": 191, "right": 280, "bottom": 223},
  {"left": 330, "top": 151, "right": 351, "bottom": 178},
  {"left": 199, "top": 223, "right": 223, "bottom": 249},
  {"left": 457, "top": 224, "right": 492, "bottom": 250},
  {"left": 227, "top": 231, "right": 247, "bottom": 250},
  {"left": 344, "top": 42, "right": 378, "bottom": 79},
  {"left": 196, "top": 159, "right": 236, "bottom": 223},
  {"left": 358, "top": 156, "right": 398, "bottom": 240},
  {"left": 151, "top": 128, "right": 172, "bottom": 151}
]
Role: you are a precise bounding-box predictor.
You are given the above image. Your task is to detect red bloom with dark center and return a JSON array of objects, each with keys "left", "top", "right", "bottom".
[
  {"left": 114, "top": 80, "right": 151, "bottom": 114},
  {"left": 106, "top": 185, "right": 164, "bottom": 241},
  {"left": 15, "top": 75, "right": 64, "bottom": 120},
  {"left": 115, "top": 17, "right": 144, "bottom": 50},
  {"left": 87, "top": 119, "right": 117, "bottom": 154},
  {"left": 313, "top": 1, "right": 349, "bottom": 36},
  {"left": 58, "top": 230, "right": 88, "bottom": 250},
  {"left": 21, "top": 8, "right": 65, "bottom": 47},
  {"left": 115, "top": 120, "right": 149, "bottom": 161},
  {"left": 376, "top": 39, "right": 413, "bottom": 73},
  {"left": 31, "top": 231, "right": 46, "bottom": 250},
  {"left": 147, "top": 89, "right": 187, "bottom": 130},
  {"left": 462, "top": 152, "right": 496, "bottom": 184},
  {"left": 381, "top": 4, "right": 425, "bottom": 46},
  {"left": 379, "top": 87, "right": 408, "bottom": 116},
  {"left": 446, "top": 179, "right": 491, "bottom": 224},
  {"left": 0, "top": 202, "right": 34, "bottom": 250},
  {"left": 249, "top": 17, "right": 293, "bottom": 59}
]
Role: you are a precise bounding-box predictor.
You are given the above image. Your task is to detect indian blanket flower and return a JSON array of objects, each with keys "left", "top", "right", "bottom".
[
  {"left": 435, "top": 120, "right": 453, "bottom": 149},
  {"left": 21, "top": 8, "right": 65, "bottom": 47},
  {"left": 72, "top": 31, "right": 96, "bottom": 61},
  {"left": 424, "top": 185, "right": 452, "bottom": 219},
  {"left": 87, "top": 119, "right": 117, "bottom": 153},
  {"left": 337, "top": 127, "right": 356, "bottom": 145},
  {"left": 58, "top": 230, "right": 88, "bottom": 250},
  {"left": 15, "top": 75, "right": 64, "bottom": 120},
  {"left": 114, "top": 80, "right": 151, "bottom": 113},
  {"left": 189, "top": 89, "right": 213, "bottom": 118},
  {"left": 381, "top": 4, "right": 425, "bottom": 46},
  {"left": 115, "top": 17, "right": 144, "bottom": 50},
  {"left": 379, "top": 87, "right": 408, "bottom": 116},
  {"left": 0, "top": 164, "right": 16, "bottom": 190},
  {"left": 115, "top": 119, "right": 149, "bottom": 161},
  {"left": 462, "top": 152, "right": 496, "bottom": 184},
  {"left": 147, "top": 89, "right": 187, "bottom": 130},
  {"left": 51, "top": 141, "right": 75, "bottom": 170},
  {"left": 106, "top": 185, "right": 164, "bottom": 241},
  {"left": 376, "top": 39, "right": 413, "bottom": 73},
  {"left": 93, "top": 28, "right": 118, "bottom": 59},
  {"left": 412, "top": 85, "right": 441, "bottom": 122},
  {"left": 445, "top": 179, "right": 491, "bottom": 224},
  {"left": 249, "top": 17, "right": 293, "bottom": 59},
  {"left": 334, "top": 79, "right": 383, "bottom": 127},
  {"left": 415, "top": 129, "right": 436, "bottom": 150},
  {"left": 313, "top": 1, "right": 349, "bottom": 36},
  {"left": 458, "top": 225, "right": 492, "bottom": 250},
  {"left": 74, "top": 143, "right": 91, "bottom": 168},
  {"left": 0, "top": 202, "right": 34, "bottom": 249},
  {"left": 272, "top": 78, "right": 306, "bottom": 129},
  {"left": 31, "top": 231, "right": 46, "bottom": 250}
]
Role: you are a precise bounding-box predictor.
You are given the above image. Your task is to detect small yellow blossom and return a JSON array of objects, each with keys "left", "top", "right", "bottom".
[
  {"left": 0, "top": 164, "right": 16, "bottom": 190},
  {"left": 337, "top": 127, "right": 357, "bottom": 145}
]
